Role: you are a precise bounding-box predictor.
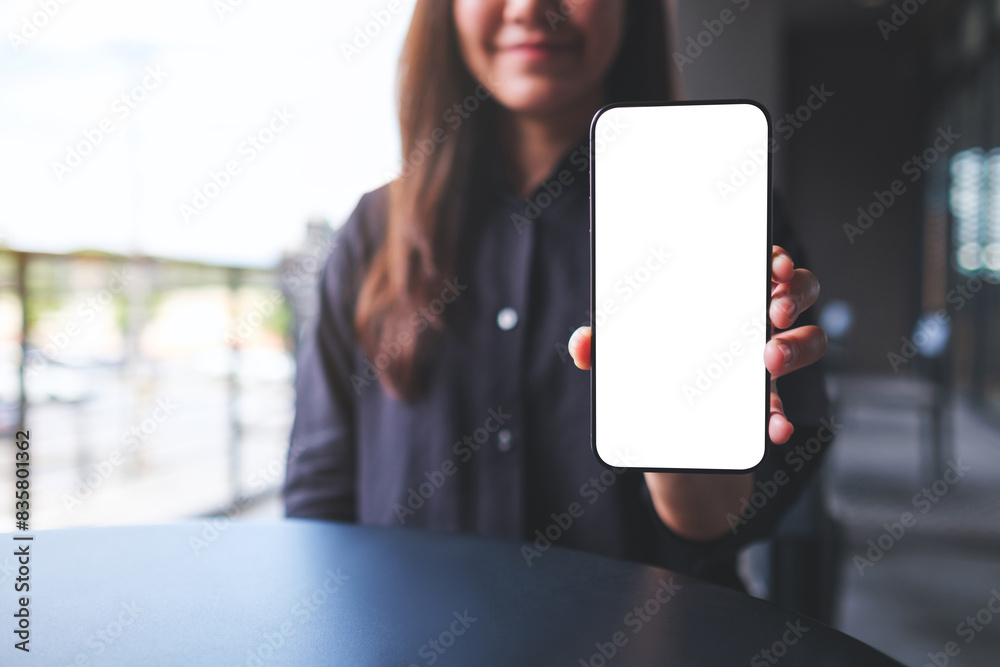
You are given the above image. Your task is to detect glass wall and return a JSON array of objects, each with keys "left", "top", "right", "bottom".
[{"left": 923, "top": 0, "right": 1000, "bottom": 417}]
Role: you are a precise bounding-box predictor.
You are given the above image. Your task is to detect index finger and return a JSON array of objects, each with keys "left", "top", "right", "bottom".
[{"left": 772, "top": 245, "right": 794, "bottom": 284}]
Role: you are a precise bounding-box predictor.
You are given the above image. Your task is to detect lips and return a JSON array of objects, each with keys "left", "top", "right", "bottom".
[
  {"left": 508, "top": 40, "right": 572, "bottom": 49},
  {"left": 499, "top": 39, "right": 581, "bottom": 58}
]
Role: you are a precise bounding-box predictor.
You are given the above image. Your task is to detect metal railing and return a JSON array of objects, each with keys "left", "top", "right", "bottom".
[{"left": 0, "top": 246, "right": 323, "bottom": 525}]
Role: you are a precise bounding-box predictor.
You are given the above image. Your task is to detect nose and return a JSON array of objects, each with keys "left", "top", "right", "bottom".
[{"left": 502, "top": 0, "right": 554, "bottom": 27}]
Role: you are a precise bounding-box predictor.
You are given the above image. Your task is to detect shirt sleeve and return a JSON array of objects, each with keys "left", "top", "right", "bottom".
[{"left": 282, "top": 192, "right": 375, "bottom": 522}]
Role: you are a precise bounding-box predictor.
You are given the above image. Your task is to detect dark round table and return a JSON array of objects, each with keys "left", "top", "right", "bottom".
[{"left": 4, "top": 520, "right": 901, "bottom": 666}]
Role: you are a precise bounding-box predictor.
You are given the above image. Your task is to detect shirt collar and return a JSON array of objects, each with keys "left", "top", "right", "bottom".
[{"left": 487, "top": 132, "right": 589, "bottom": 209}]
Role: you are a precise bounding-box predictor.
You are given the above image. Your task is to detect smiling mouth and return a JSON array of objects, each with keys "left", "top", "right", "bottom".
[{"left": 501, "top": 41, "right": 581, "bottom": 59}]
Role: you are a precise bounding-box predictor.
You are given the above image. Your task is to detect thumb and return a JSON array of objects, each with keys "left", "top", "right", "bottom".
[{"left": 568, "top": 327, "right": 592, "bottom": 370}]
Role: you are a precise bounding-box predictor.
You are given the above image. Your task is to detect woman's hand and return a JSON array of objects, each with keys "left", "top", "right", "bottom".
[
  {"left": 761, "top": 245, "right": 826, "bottom": 443},
  {"left": 567, "top": 245, "right": 826, "bottom": 445},
  {"left": 567, "top": 246, "right": 828, "bottom": 540}
]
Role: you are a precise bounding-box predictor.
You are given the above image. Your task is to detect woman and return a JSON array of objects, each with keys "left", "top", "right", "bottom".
[{"left": 284, "top": 0, "right": 829, "bottom": 590}]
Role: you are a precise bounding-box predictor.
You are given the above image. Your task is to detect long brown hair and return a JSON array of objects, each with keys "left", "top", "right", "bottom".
[{"left": 355, "top": 0, "right": 679, "bottom": 401}]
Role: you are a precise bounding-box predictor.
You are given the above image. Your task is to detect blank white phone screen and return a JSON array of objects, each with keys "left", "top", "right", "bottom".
[{"left": 592, "top": 102, "right": 770, "bottom": 471}]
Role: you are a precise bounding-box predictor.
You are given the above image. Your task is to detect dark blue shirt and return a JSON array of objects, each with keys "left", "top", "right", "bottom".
[{"left": 282, "top": 134, "right": 830, "bottom": 588}]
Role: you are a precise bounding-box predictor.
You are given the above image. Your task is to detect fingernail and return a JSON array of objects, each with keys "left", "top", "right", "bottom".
[{"left": 775, "top": 340, "right": 793, "bottom": 364}]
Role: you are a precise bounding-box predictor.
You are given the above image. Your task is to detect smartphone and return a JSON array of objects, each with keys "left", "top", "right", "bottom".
[{"left": 591, "top": 100, "right": 772, "bottom": 472}]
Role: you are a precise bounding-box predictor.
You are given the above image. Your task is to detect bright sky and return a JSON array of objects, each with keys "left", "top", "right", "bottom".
[{"left": 0, "top": 0, "right": 415, "bottom": 267}]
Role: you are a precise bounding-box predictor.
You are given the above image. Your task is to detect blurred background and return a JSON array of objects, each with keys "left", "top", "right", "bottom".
[{"left": 0, "top": 0, "right": 998, "bottom": 664}]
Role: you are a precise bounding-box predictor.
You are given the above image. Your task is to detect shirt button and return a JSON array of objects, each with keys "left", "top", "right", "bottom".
[
  {"left": 497, "top": 428, "right": 514, "bottom": 452},
  {"left": 496, "top": 307, "right": 519, "bottom": 331}
]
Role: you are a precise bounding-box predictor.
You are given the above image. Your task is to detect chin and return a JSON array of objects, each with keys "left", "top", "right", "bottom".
[{"left": 496, "top": 81, "right": 589, "bottom": 117}]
